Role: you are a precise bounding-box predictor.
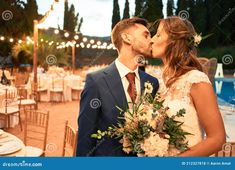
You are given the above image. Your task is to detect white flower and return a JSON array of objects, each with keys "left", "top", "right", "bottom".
[
  {"left": 194, "top": 34, "right": 202, "bottom": 46},
  {"left": 144, "top": 82, "right": 153, "bottom": 94},
  {"left": 138, "top": 105, "right": 160, "bottom": 129},
  {"left": 122, "top": 136, "right": 132, "bottom": 154},
  {"left": 140, "top": 132, "right": 169, "bottom": 157}
]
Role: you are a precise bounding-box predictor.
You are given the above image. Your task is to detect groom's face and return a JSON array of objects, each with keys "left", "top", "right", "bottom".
[{"left": 128, "top": 24, "right": 152, "bottom": 57}]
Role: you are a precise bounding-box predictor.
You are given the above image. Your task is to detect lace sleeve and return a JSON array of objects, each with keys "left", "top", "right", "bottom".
[{"left": 187, "top": 70, "right": 211, "bottom": 85}]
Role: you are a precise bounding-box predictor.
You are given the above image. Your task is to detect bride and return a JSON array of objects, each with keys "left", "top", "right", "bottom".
[{"left": 150, "top": 16, "right": 226, "bottom": 156}]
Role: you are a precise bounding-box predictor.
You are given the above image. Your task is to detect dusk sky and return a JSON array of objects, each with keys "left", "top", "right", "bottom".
[{"left": 35, "top": 0, "right": 167, "bottom": 37}]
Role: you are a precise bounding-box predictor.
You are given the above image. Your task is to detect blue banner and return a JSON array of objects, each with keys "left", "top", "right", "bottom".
[{"left": 0, "top": 157, "right": 234, "bottom": 170}]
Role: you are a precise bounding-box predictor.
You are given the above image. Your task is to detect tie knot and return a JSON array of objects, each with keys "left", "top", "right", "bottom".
[{"left": 126, "top": 72, "right": 135, "bottom": 82}]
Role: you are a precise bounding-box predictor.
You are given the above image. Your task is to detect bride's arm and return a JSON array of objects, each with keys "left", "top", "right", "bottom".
[{"left": 178, "top": 82, "right": 226, "bottom": 157}]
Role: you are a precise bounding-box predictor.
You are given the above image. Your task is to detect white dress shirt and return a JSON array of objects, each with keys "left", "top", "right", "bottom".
[{"left": 115, "top": 59, "right": 141, "bottom": 106}]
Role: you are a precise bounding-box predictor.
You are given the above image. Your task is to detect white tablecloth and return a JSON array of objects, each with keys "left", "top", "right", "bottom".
[{"left": 27, "top": 74, "right": 84, "bottom": 102}]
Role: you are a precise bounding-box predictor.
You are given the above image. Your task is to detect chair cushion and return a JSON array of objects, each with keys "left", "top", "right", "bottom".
[
  {"left": 38, "top": 88, "right": 47, "bottom": 92},
  {"left": 18, "top": 99, "right": 36, "bottom": 105},
  {"left": 25, "top": 146, "right": 43, "bottom": 157}
]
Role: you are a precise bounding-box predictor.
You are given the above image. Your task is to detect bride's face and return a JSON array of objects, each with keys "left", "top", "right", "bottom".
[{"left": 151, "top": 22, "right": 169, "bottom": 59}]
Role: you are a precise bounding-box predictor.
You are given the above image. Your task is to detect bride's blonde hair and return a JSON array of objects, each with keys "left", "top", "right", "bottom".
[{"left": 155, "top": 16, "right": 203, "bottom": 88}]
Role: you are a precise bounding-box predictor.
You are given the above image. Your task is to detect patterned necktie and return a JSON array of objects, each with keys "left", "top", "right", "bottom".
[{"left": 126, "top": 72, "right": 137, "bottom": 102}]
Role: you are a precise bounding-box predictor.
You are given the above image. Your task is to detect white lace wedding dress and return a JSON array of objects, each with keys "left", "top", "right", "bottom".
[{"left": 153, "top": 69, "right": 211, "bottom": 155}]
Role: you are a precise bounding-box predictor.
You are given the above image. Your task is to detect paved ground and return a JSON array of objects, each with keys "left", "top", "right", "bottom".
[{"left": 7, "top": 101, "right": 79, "bottom": 156}]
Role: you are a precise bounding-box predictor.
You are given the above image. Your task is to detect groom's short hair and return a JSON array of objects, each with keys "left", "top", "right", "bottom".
[{"left": 111, "top": 17, "right": 148, "bottom": 51}]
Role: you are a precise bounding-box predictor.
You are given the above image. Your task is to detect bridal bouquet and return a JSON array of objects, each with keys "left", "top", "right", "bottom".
[{"left": 91, "top": 82, "right": 192, "bottom": 156}]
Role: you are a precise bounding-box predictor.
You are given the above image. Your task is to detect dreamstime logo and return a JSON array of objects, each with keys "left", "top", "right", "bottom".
[
  {"left": 89, "top": 50, "right": 105, "bottom": 66},
  {"left": 86, "top": 138, "right": 105, "bottom": 156},
  {"left": 46, "top": 143, "right": 57, "bottom": 153},
  {"left": 46, "top": 55, "right": 57, "bottom": 65},
  {"left": 222, "top": 54, "right": 233, "bottom": 65},
  {"left": 222, "top": 143, "right": 233, "bottom": 153},
  {"left": 138, "top": 4, "right": 148, "bottom": 17},
  {"left": 135, "top": 55, "right": 146, "bottom": 65},
  {"left": 90, "top": 98, "right": 101, "bottom": 109},
  {"left": 218, "top": 6, "right": 235, "bottom": 25},
  {"left": 178, "top": 10, "right": 189, "bottom": 20},
  {"left": 2, "top": 10, "right": 13, "bottom": 21}
]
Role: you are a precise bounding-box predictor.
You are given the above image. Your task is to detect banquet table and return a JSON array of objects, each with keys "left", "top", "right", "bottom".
[
  {"left": 0, "top": 131, "right": 25, "bottom": 156},
  {"left": 26, "top": 73, "right": 84, "bottom": 102}
]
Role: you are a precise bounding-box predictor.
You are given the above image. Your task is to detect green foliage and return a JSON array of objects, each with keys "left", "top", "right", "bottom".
[
  {"left": 173, "top": 0, "right": 234, "bottom": 48},
  {"left": 63, "top": 1, "right": 83, "bottom": 32},
  {"left": 112, "top": 0, "right": 121, "bottom": 29},
  {"left": 0, "top": 0, "right": 40, "bottom": 56},
  {"left": 123, "top": 0, "right": 130, "bottom": 19},
  {"left": 167, "top": 0, "right": 174, "bottom": 16},
  {"left": 134, "top": 0, "right": 146, "bottom": 17},
  {"left": 24, "top": 0, "right": 39, "bottom": 33},
  {"left": 12, "top": 33, "right": 69, "bottom": 67},
  {"left": 91, "top": 88, "right": 191, "bottom": 155},
  {"left": 142, "top": 0, "right": 163, "bottom": 22},
  {"left": 198, "top": 46, "right": 235, "bottom": 70},
  {"left": 0, "top": 0, "right": 40, "bottom": 36}
]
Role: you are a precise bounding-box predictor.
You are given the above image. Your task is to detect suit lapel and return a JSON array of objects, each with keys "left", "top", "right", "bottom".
[
  {"left": 139, "top": 69, "right": 146, "bottom": 95},
  {"left": 103, "top": 62, "right": 128, "bottom": 109}
]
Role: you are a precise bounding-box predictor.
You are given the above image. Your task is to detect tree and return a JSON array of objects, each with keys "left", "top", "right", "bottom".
[
  {"left": 204, "top": 0, "right": 221, "bottom": 47},
  {"left": 12, "top": 32, "right": 70, "bottom": 67},
  {"left": 112, "top": 0, "right": 120, "bottom": 29},
  {"left": 63, "top": 0, "right": 69, "bottom": 31},
  {"left": 176, "top": 0, "right": 188, "bottom": 15},
  {"left": 218, "top": 0, "right": 235, "bottom": 45},
  {"left": 193, "top": 0, "right": 206, "bottom": 34},
  {"left": 0, "top": 0, "right": 30, "bottom": 36},
  {"left": 63, "top": 1, "right": 83, "bottom": 32},
  {"left": 142, "top": 0, "right": 163, "bottom": 22},
  {"left": 123, "top": 0, "right": 130, "bottom": 19},
  {"left": 0, "top": 0, "right": 38, "bottom": 56},
  {"left": 167, "top": 0, "right": 174, "bottom": 16},
  {"left": 134, "top": 0, "right": 147, "bottom": 17},
  {"left": 24, "top": 0, "right": 39, "bottom": 33},
  {"left": 77, "top": 17, "right": 83, "bottom": 32}
]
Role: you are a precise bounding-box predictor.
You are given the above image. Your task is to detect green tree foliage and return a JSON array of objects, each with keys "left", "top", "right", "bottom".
[
  {"left": 142, "top": 0, "right": 163, "bottom": 22},
  {"left": 193, "top": 0, "right": 206, "bottom": 33},
  {"left": 0, "top": 0, "right": 40, "bottom": 56},
  {"left": 174, "top": 0, "right": 234, "bottom": 47},
  {"left": 176, "top": 0, "right": 188, "bottom": 15},
  {"left": 134, "top": 0, "right": 146, "bottom": 17},
  {"left": 24, "top": 0, "right": 39, "bottom": 33},
  {"left": 112, "top": 0, "right": 121, "bottom": 29},
  {"left": 123, "top": 0, "right": 130, "bottom": 19},
  {"left": 63, "top": 0, "right": 83, "bottom": 32},
  {"left": 167, "top": 0, "right": 174, "bottom": 16},
  {"left": 12, "top": 32, "right": 69, "bottom": 67}
]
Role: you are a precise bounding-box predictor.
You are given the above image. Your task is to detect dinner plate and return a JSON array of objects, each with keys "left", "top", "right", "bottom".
[{"left": 0, "top": 140, "right": 22, "bottom": 156}]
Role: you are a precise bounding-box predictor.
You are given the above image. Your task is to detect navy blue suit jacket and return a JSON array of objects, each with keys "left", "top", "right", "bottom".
[{"left": 76, "top": 62, "right": 159, "bottom": 156}]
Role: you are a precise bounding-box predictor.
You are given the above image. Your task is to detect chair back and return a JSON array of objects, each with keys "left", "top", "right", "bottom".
[
  {"left": 24, "top": 109, "right": 49, "bottom": 152},
  {"left": 62, "top": 120, "right": 78, "bottom": 156},
  {"left": 2, "top": 88, "right": 18, "bottom": 113}
]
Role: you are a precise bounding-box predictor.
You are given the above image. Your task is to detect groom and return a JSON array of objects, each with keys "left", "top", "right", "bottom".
[{"left": 76, "top": 17, "right": 159, "bottom": 156}]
